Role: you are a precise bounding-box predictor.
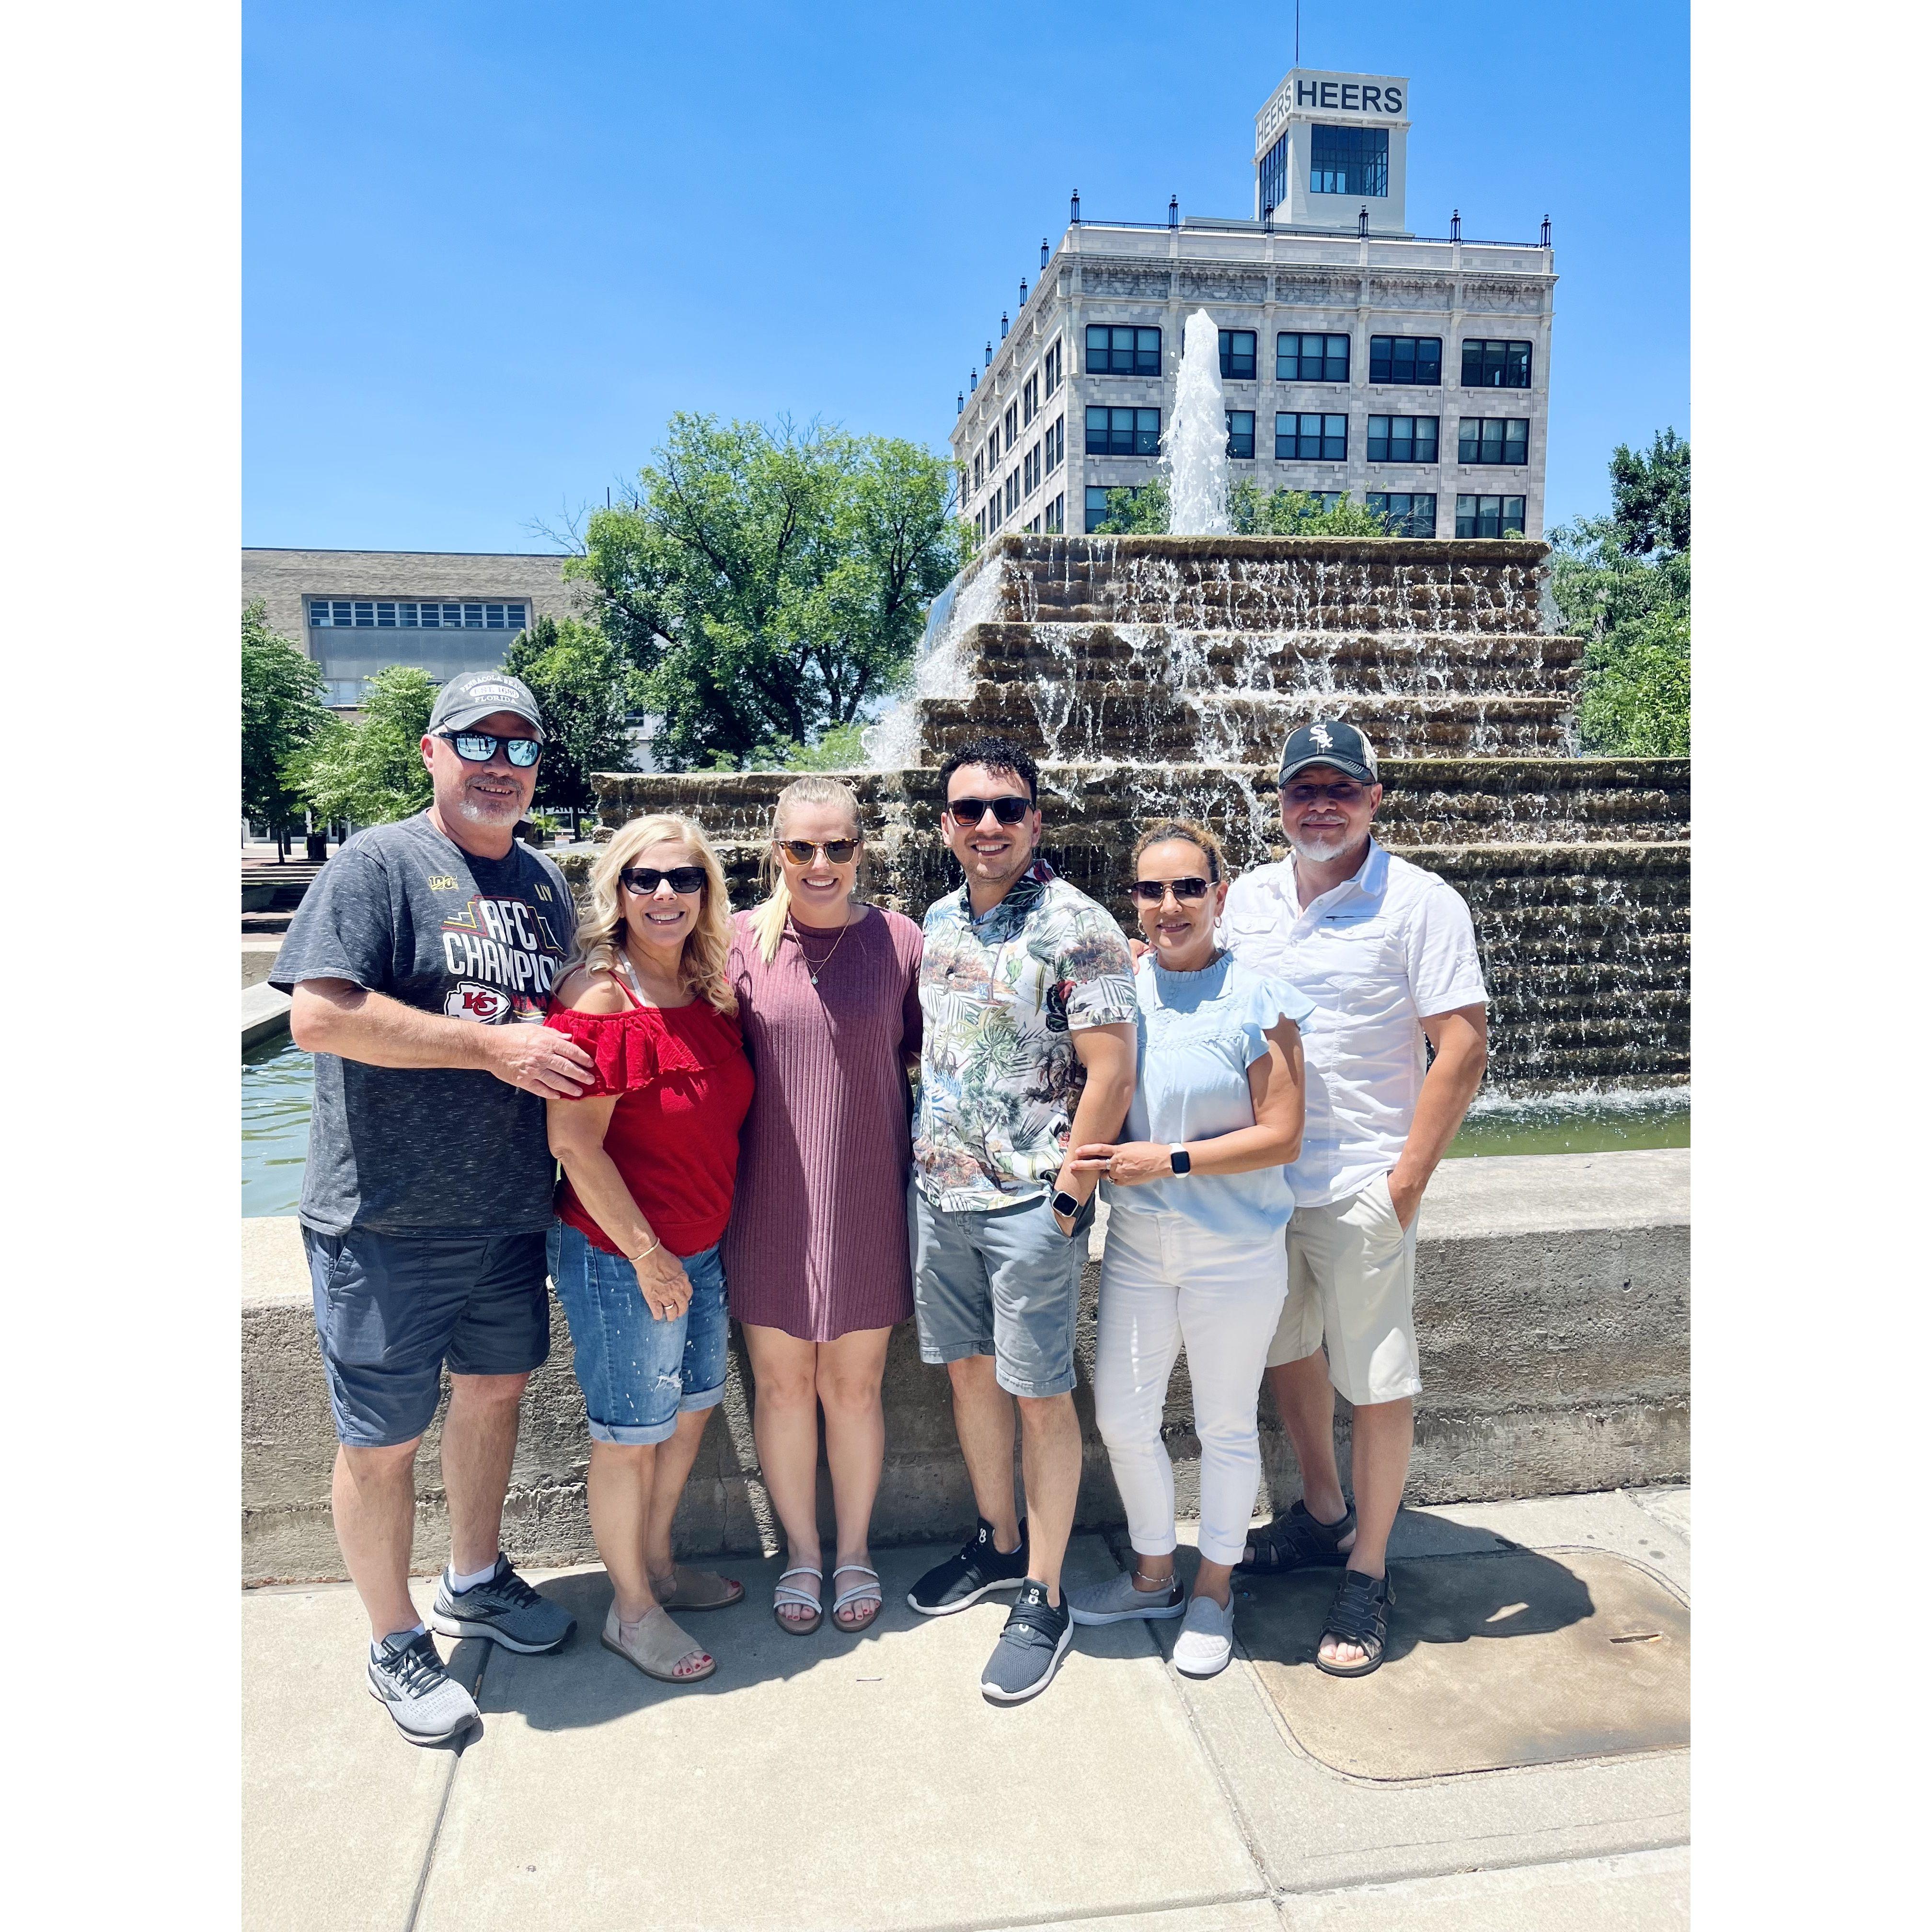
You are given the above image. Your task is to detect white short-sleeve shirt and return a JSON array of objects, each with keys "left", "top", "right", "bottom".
[{"left": 1221, "top": 837, "right": 1488, "bottom": 1206}]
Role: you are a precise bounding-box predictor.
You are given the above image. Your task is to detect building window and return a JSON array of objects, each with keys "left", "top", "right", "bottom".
[
  {"left": 1004, "top": 402, "right": 1018, "bottom": 446},
  {"left": 1368, "top": 492, "right": 1437, "bottom": 536},
  {"left": 1367, "top": 415, "right": 1439, "bottom": 463},
  {"left": 986, "top": 430, "right": 999, "bottom": 467},
  {"left": 1455, "top": 494, "right": 1527, "bottom": 538},
  {"left": 1219, "top": 330, "right": 1257, "bottom": 381},
  {"left": 1044, "top": 340, "right": 1062, "bottom": 397},
  {"left": 1086, "top": 324, "right": 1162, "bottom": 376},
  {"left": 1368, "top": 335, "right": 1441, "bottom": 386},
  {"left": 1086, "top": 405, "right": 1162, "bottom": 456},
  {"left": 1022, "top": 373, "right": 1039, "bottom": 425},
  {"left": 975, "top": 506, "right": 986, "bottom": 540},
  {"left": 1045, "top": 415, "right": 1064, "bottom": 473},
  {"left": 1259, "top": 130, "right": 1289, "bottom": 215},
  {"left": 1304, "top": 491, "right": 1346, "bottom": 512},
  {"left": 1006, "top": 472, "right": 1020, "bottom": 515},
  {"left": 1457, "top": 418, "right": 1530, "bottom": 466},
  {"left": 1084, "top": 486, "right": 1113, "bottom": 533},
  {"left": 308, "top": 599, "right": 528, "bottom": 630},
  {"left": 1274, "top": 412, "right": 1348, "bottom": 460},
  {"left": 1046, "top": 492, "right": 1064, "bottom": 533},
  {"left": 1310, "top": 124, "right": 1388, "bottom": 197},
  {"left": 1024, "top": 442, "right": 1041, "bottom": 494},
  {"left": 1461, "top": 339, "right": 1532, "bottom": 388},
  {"left": 972, "top": 453, "right": 983, "bottom": 491},
  {"left": 1277, "top": 332, "right": 1349, "bottom": 382},
  {"left": 1225, "top": 411, "right": 1255, "bottom": 459}
]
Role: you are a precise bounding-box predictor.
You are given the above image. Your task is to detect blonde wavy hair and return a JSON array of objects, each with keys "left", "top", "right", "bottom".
[
  {"left": 571, "top": 813, "right": 737, "bottom": 1016},
  {"left": 748, "top": 776, "right": 864, "bottom": 965}
]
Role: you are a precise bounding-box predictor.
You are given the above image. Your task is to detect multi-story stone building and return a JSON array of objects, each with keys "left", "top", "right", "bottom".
[
  {"left": 952, "top": 68, "right": 1555, "bottom": 542},
  {"left": 241, "top": 548, "right": 582, "bottom": 710}
]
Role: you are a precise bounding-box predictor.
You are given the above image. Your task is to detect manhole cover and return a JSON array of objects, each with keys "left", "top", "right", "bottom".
[{"left": 1240, "top": 1545, "right": 1688, "bottom": 1780}]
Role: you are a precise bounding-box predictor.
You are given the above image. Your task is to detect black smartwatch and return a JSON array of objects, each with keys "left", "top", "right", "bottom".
[
  {"left": 1051, "top": 1188, "right": 1082, "bottom": 1219},
  {"left": 1169, "top": 1145, "right": 1192, "bottom": 1176}
]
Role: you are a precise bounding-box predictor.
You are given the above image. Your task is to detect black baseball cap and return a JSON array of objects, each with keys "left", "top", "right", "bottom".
[
  {"left": 427, "top": 671, "right": 546, "bottom": 743},
  {"left": 1277, "top": 719, "right": 1379, "bottom": 787}
]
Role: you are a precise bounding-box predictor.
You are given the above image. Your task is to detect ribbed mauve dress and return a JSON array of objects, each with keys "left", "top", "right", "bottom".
[{"left": 722, "top": 905, "right": 924, "bottom": 1341}]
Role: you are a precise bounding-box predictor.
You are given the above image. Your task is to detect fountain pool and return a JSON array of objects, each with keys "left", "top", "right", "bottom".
[{"left": 240, "top": 1044, "right": 1687, "bottom": 1218}]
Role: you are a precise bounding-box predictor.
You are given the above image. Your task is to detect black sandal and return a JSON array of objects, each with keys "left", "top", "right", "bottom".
[
  {"left": 1236, "top": 1498, "right": 1357, "bottom": 1576},
  {"left": 1315, "top": 1568, "right": 1393, "bottom": 1677}
]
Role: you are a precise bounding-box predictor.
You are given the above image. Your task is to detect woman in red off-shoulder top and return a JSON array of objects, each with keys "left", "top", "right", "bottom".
[{"left": 543, "top": 814, "right": 753, "bottom": 1687}]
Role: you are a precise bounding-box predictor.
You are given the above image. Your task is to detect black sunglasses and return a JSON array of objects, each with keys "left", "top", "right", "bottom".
[
  {"left": 620, "top": 865, "right": 707, "bottom": 897},
  {"left": 438, "top": 730, "right": 541, "bottom": 768},
  {"left": 1128, "top": 877, "right": 1214, "bottom": 904},
  {"left": 945, "top": 794, "right": 1032, "bottom": 826},
  {"left": 778, "top": 839, "right": 860, "bottom": 864},
  {"left": 1281, "top": 780, "right": 1365, "bottom": 806}
]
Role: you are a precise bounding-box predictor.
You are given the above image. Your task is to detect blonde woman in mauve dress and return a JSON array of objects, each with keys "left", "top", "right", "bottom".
[{"left": 724, "top": 777, "right": 924, "bottom": 1638}]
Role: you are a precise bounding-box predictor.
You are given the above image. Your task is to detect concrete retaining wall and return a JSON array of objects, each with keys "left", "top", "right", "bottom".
[{"left": 241, "top": 1149, "right": 1689, "bottom": 1584}]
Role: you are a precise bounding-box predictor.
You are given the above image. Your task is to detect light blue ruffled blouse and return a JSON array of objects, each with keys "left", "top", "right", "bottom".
[{"left": 1104, "top": 951, "right": 1316, "bottom": 1239}]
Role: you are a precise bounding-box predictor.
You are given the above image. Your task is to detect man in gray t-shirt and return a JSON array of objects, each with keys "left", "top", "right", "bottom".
[{"left": 271, "top": 671, "right": 597, "bottom": 1747}]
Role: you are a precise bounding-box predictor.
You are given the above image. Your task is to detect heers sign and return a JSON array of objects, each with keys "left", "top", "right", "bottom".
[{"left": 1298, "top": 79, "right": 1403, "bottom": 114}]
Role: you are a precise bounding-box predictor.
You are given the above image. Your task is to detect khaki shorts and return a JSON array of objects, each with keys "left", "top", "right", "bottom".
[{"left": 1265, "top": 1173, "right": 1422, "bottom": 1405}]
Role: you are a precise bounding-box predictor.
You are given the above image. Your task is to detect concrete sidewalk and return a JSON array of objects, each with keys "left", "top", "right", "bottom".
[{"left": 242, "top": 1486, "right": 1689, "bottom": 1931}]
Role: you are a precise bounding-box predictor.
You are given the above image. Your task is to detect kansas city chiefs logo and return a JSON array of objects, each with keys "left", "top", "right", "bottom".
[{"left": 445, "top": 982, "right": 512, "bottom": 1023}]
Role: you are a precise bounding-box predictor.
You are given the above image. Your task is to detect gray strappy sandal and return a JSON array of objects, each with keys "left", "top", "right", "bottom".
[
  {"left": 773, "top": 1564, "right": 823, "bottom": 1635},
  {"left": 830, "top": 1563, "right": 883, "bottom": 1633}
]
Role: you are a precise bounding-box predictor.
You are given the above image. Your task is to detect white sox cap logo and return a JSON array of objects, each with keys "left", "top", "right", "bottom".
[{"left": 1310, "top": 723, "right": 1334, "bottom": 749}]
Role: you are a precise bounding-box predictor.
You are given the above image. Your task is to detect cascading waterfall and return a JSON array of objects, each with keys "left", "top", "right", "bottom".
[
  {"left": 1163, "top": 311, "right": 1233, "bottom": 537},
  {"left": 612, "top": 533, "right": 1686, "bottom": 1092}
]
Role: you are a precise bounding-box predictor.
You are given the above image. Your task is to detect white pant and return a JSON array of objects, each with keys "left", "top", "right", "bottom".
[{"left": 1091, "top": 1208, "right": 1289, "bottom": 1566}]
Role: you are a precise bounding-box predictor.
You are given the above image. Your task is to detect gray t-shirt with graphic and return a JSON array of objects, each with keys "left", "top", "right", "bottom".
[{"left": 271, "top": 813, "right": 577, "bottom": 1236}]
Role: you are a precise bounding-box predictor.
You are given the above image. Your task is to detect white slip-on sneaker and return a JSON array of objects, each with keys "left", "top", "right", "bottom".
[{"left": 1171, "top": 1590, "right": 1236, "bottom": 1679}]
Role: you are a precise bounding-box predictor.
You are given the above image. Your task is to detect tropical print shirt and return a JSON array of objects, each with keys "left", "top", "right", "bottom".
[{"left": 914, "top": 859, "right": 1139, "bottom": 1211}]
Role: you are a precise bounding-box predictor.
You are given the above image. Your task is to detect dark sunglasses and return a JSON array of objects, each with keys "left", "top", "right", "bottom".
[
  {"left": 1128, "top": 876, "right": 1214, "bottom": 904},
  {"left": 1282, "top": 780, "right": 1365, "bottom": 806},
  {"left": 437, "top": 730, "right": 541, "bottom": 768},
  {"left": 778, "top": 839, "right": 860, "bottom": 864},
  {"left": 945, "top": 794, "right": 1032, "bottom": 826},
  {"left": 620, "top": 865, "right": 707, "bottom": 897}
]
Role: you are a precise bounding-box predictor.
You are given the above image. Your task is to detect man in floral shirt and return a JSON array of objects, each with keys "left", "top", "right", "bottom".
[{"left": 906, "top": 735, "right": 1138, "bottom": 1705}]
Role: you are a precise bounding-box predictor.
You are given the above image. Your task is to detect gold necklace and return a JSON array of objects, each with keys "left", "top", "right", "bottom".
[{"left": 787, "top": 909, "right": 854, "bottom": 987}]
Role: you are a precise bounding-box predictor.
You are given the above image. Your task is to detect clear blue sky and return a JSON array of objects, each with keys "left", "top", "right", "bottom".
[{"left": 244, "top": 0, "right": 1686, "bottom": 551}]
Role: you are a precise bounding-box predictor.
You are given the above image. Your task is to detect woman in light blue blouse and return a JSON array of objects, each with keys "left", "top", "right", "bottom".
[{"left": 1066, "top": 819, "right": 1312, "bottom": 1679}]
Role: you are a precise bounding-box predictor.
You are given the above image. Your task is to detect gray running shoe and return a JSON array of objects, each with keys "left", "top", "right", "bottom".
[
  {"left": 1067, "top": 1567, "right": 1186, "bottom": 1626},
  {"left": 980, "top": 1581, "right": 1073, "bottom": 1704},
  {"left": 1171, "top": 1590, "right": 1236, "bottom": 1679},
  {"left": 429, "top": 1554, "right": 576, "bottom": 1654},
  {"left": 367, "top": 1630, "right": 480, "bottom": 1746}
]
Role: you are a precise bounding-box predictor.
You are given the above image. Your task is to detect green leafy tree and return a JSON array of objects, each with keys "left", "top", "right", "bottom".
[
  {"left": 1550, "top": 428, "right": 1690, "bottom": 755},
  {"left": 1229, "top": 484, "right": 1395, "bottom": 537},
  {"left": 295, "top": 665, "right": 437, "bottom": 827},
  {"left": 502, "top": 615, "right": 641, "bottom": 833},
  {"left": 1092, "top": 479, "right": 1399, "bottom": 537},
  {"left": 241, "top": 600, "right": 330, "bottom": 857},
  {"left": 571, "top": 415, "right": 966, "bottom": 768}
]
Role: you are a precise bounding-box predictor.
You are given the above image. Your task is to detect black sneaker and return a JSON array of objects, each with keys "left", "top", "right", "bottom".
[
  {"left": 979, "top": 1581, "right": 1073, "bottom": 1704},
  {"left": 906, "top": 1517, "right": 1029, "bottom": 1616}
]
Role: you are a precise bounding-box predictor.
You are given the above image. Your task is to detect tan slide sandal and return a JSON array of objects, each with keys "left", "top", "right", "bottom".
[{"left": 601, "top": 1603, "right": 715, "bottom": 1682}]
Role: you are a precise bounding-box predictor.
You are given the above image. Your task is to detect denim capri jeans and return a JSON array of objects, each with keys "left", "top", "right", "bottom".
[{"left": 547, "top": 1221, "right": 730, "bottom": 1445}]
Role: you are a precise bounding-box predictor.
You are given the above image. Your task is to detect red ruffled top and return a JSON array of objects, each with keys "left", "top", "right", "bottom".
[{"left": 544, "top": 998, "right": 755, "bottom": 1258}]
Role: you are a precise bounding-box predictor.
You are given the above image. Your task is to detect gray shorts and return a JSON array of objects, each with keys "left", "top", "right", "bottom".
[{"left": 910, "top": 1181, "right": 1094, "bottom": 1399}]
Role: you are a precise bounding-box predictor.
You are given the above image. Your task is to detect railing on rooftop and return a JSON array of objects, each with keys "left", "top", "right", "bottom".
[{"left": 1065, "top": 214, "right": 1550, "bottom": 249}]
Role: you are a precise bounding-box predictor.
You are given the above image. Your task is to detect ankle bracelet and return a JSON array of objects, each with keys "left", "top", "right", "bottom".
[{"left": 1132, "top": 1568, "right": 1176, "bottom": 1591}]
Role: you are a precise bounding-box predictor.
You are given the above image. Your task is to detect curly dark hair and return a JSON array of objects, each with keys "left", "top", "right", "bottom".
[{"left": 937, "top": 735, "right": 1040, "bottom": 807}]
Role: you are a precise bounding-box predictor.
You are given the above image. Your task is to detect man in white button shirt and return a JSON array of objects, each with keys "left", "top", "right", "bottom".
[{"left": 1224, "top": 720, "right": 1489, "bottom": 1677}]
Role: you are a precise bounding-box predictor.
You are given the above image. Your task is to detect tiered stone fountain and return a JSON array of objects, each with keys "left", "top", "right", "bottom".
[{"left": 593, "top": 532, "right": 1689, "bottom": 1089}]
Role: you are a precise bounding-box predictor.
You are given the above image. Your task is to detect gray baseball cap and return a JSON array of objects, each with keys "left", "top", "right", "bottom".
[{"left": 427, "top": 670, "right": 546, "bottom": 743}]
